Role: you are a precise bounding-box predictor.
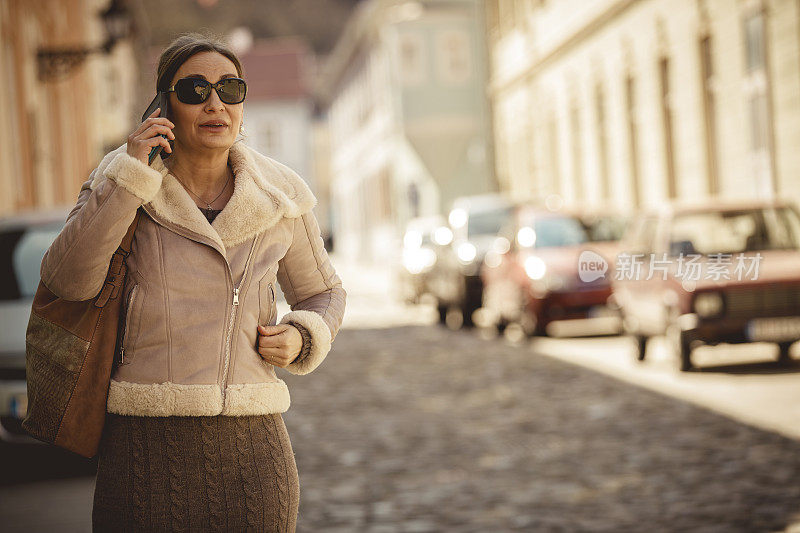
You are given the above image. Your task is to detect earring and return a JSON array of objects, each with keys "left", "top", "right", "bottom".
[{"left": 239, "top": 122, "right": 245, "bottom": 134}]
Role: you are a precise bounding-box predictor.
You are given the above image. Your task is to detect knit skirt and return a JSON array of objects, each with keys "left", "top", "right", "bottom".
[{"left": 92, "top": 412, "right": 300, "bottom": 532}]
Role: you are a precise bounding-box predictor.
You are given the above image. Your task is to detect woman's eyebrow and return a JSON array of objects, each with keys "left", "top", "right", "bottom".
[{"left": 185, "top": 73, "right": 238, "bottom": 80}]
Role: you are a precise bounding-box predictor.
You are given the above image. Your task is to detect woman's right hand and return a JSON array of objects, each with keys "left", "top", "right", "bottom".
[{"left": 127, "top": 108, "right": 175, "bottom": 165}]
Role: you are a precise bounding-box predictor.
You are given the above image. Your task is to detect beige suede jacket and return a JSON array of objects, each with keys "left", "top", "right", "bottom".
[{"left": 40, "top": 141, "right": 346, "bottom": 417}]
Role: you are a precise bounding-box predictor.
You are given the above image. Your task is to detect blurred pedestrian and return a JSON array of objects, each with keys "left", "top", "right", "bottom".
[{"left": 39, "top": 31, "right": 346, "bottom": 532}]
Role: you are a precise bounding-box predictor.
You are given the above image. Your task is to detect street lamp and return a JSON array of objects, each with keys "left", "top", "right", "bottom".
[{"left": 36, "top": 0, "right": 132, "bottom": 82}]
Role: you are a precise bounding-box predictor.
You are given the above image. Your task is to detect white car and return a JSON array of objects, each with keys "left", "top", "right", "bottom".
[{"left": 0, "top": 207, "right": 70, "bottom": 442}]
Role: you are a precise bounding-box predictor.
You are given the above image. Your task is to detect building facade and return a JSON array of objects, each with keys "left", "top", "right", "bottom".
[
  {"left": 317, "top": 0, "right": 496, "bottom": 263},
  {"left": 487, "top": 0, "right": 800, "bottom": 211},
  {"left": 0, "top": 0, "right": 138, "bottom": 216}
]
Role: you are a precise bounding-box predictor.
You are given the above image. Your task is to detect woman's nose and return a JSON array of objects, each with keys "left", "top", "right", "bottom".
[{"left": 203, "top": 87, "right": 225, "bottom": 110}]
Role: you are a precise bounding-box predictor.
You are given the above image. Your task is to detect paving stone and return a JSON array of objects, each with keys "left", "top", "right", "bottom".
[{"left": 283, "top": 324, "right": 800, "bottom": 532}]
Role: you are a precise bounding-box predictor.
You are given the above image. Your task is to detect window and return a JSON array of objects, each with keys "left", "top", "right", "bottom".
[
  {"left": 569, "top": 99, "right": 583, "bottom": 201},
  {"left": 699, "top": 35, "right": 719, "bottom": 195},
  {"left": 594, "top": 82, "right": 610, "bottom": 200},
  {"left": 742, "top": 10, "right": 775, "bottom": 196},
  {"left": 659, "top": 56, "right": 677, "bottom": 199},
  {"left": 625, "top": 75, "right": 641, "bottom": 207},
  {"left": 0, "top": 224, "right": 63, "bottom": 301},
  {"left": 437, "top": 30, "right": 472, "bottom": 84},
  {"left": 399, "top": 32, "right": 426, "bottom": 86},
  {"left": 546, "top": 110, "right": 561, "bottom": 197}
]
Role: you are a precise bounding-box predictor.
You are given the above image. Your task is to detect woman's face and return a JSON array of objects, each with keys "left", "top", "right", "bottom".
[{"left": 168, "top": 51, "right": 243, "bottom": 154}]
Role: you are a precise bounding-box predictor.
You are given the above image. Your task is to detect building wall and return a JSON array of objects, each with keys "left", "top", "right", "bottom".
[
  {"left": 0, "top": 0, "right": 137, "bottom": 216},
  {"left": 488, "top": 0, "right": 800, "bottom": 212},
  {"left": 323, "top": 0, "right": 496, "bottom": 264},
  {"left": 245, "top": 98, "right": 314, "bottom": 187}
]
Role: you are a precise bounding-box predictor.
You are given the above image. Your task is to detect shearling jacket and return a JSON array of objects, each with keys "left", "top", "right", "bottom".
[{"left": 39, "top": 141, "right": 346, "bottom": 417}]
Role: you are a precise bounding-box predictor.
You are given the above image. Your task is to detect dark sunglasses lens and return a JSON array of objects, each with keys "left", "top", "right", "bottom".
[
  {"left": 175, "top": 78, "right": 209, "bottom": 104},
  {"left": 218, "top": 79, "right": 246, "bottom": 104}
]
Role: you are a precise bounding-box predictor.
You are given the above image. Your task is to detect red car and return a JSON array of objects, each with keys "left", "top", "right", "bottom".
[
  {"left": 611, "top": 199, "right": 800, "bottom": 371},
  {"left": 480, "top": 203, "right": 619, "bottom": 337}
]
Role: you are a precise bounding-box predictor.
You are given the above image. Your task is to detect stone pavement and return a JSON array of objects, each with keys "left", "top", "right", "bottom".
[{"left": 281, "top": 321, "right": 800, "bottom": 532}]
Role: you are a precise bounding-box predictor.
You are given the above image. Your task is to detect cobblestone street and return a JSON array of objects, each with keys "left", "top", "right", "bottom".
[
  {"left": 283, "top": 321, "right": 800, "bottom": 532},
  {"left": 3, "top": 257, "right": 800, "bottom": 531}
]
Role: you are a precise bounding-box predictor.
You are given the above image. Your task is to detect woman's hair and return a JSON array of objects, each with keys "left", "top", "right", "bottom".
[{"left": 156, "top": 31, "right": 245, "bottom": 93}]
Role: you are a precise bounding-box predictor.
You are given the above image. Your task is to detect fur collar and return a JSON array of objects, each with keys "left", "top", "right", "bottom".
[{"left": 91, "top": 141, "right": 317, "bottom": 252}]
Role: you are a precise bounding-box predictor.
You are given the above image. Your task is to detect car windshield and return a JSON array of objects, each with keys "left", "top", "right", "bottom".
[
  {"left": 669, "top": 206, "right": 800, "bottom": 255},
  {"left": 0, "top": 223, "right": 63, "bottom": 301},
  {"left": 525, "top": 216, "right": 589, "bottom": 248},
  {"left": 467, "top": 206, "right": 512, "bottom": 238},
  {"left": 583, "top": 215, "right": 627, "bottom": 242}
]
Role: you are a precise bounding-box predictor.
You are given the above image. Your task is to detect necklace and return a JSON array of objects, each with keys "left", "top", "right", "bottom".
[{"left": 172, "top": 163, "right": 233, "bottom": 218}]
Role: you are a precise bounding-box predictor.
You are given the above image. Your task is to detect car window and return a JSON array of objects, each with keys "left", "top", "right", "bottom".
[
  {"left": 467, "top": 206, "right": 513, "bottom": 238},
  {"left": 583, "top": 215, "right": 628, "bottom": 242},
  {"left": 0, "top": 224, "right": 63, "bottom": 300},
  {"left": 622, "top": 216, "right": 658, "bottom": 254},
  {"left": 668, "top": 207, "right": 800, "bottom": 254},
  {"left": 529, "top": 216, "right": 588, "bottom": 248}
]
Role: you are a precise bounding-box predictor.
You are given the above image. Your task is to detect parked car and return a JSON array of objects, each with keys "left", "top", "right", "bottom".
[
  {"left": 0, "top": 207, "right": 70, "bottom": 442},
  {"left": 480, "top": 203, "right": 619, "bottom": 337},
  {"left": 426, "top": 194, "right": 513, "bottom": 326},
  {"left": 612, "top": 199, "right": 800, "bottom": 371},
  {"left": 397, "top": 214, "right": 449, "bottom": 304}
]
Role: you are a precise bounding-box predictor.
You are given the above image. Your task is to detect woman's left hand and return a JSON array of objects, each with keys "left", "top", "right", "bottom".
[{"left": 257, "top": 324, "right": 302, "bottom": 367}]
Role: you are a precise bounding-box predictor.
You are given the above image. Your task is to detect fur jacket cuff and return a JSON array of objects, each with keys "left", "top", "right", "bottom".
[
  {"left": 279, "top": 310, "right": 332, "bottom": 375},
  {"left": 103, "top": 151, "right": 163, "bottom": 203}
]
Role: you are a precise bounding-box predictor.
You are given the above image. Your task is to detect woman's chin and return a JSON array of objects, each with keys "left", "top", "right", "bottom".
[{"left": 193, "top": 136, "right": 235, "bottom": 150}]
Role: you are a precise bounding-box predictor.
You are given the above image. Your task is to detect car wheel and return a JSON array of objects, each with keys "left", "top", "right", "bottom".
[
  {"left": 437, "top": 304, "right": 448, "bottom": 325},
  {"left": 519, "top": 312, "right": 544, "bottom": 337},
  {"left": 666, "top": 311, "right": 694, "bottom": 372},
  {"left": 461, "top": 303, "right": 478, "bottom": 328},
  {"left": 670, "top": 328, "right": 693, "bottom": 372},
  {"left": 634, "top": 335, "right": 648, "bottom": 361},
  {"left": 777, "top": 341, "right": 794, "bottom": 365}
]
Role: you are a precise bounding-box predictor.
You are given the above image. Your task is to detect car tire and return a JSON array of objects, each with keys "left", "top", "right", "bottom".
[
  {"left": 666, "top": 311, "right": 694, "bottom": 372},
  {"left": 634, "top": 335, "right": 648, "bottom": 361},
  {"left": 437, "top": 304, "right": 448, "bottom": 325},
  {"left": 672, "top": 331, "right": 693, "bottom": 372},
  {"left": 777, "top": 341, "right": 794, "bottom": 365},
  {"left": 461, "top": 304, "right": 477, "bottom": 328}
]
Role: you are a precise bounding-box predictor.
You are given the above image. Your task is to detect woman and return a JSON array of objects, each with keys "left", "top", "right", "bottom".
[{"left": 39, "top": 33, "right": 346, "bottom": 531}]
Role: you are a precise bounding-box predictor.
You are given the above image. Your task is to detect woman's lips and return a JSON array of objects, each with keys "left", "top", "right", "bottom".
[{"left": 200, "top": 124, "right": 228, "bottom": 131}]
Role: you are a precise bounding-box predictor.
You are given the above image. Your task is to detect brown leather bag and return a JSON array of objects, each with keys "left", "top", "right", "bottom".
[{"left": 22, "top": 208, "right": 143, "bottom": 458}]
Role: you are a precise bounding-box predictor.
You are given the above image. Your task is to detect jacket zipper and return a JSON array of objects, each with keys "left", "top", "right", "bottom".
[
  {"left": 120, "top": 284, "right": 139, "bottom": 365},
  {"left": 219, "top": 236, "right": 260, "bottom": 405},
  {"left": 268, "top": 283, "right": 275, "bottom": 324}
]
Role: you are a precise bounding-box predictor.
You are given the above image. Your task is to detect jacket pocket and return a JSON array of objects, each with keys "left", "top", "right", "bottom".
[
  {"left": 119, "top": 283, "right": 141, "bottom": 364},
  {"left": 258, "top": 279, "right": 275, "bottom": 326}
]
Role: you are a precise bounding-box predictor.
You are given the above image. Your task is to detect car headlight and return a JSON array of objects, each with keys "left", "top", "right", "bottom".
[
  {"left": 403, "top": 247, "right": 437, "bottom": 274},
  {"left": 693, "top": 292, "right": 724, "bottom": 318},
  {"left": 524, "top": 256, "right": 547, "bottom": 280},
  {"left": 457, "top": 242, "right": 477, "bottom": 264}
]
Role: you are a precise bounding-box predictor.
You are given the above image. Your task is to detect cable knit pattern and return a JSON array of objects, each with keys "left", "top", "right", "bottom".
[
  {"left": 165, "top": 421, "right": 187, "bottom": 532},
  {"left": 287, "top": 321, "right": 313, "bottom": 364},
  {"left": 279, "top": 310, "right": 333, "bottom": 375},
  {"left": 263, "top": 415, "right": 292, "bottom": 530},
  {"left": 93, "top": 413, "right": 300, "bottom": 532},
  {"left": 200, "top": 416, "right": 226, "bottom": 531}
]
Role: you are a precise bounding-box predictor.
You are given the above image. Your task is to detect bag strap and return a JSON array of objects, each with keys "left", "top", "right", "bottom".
[{"left": 94, "top": 208, "right": 143, "bottom": 308}]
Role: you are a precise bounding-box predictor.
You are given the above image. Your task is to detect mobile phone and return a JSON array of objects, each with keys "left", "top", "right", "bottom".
[{"left": 141, "top": 91, "right": 172, "bottom": 164}]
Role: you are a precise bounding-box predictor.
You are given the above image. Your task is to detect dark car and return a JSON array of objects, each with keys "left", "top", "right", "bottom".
[
  {"left": 611, "top": 199, "right": 800, "bottom": 371},
  {"left": 426, "top": 194, "right": 513, "bottom": 327},
  {"left": 0, "top": 207, "right": 71, "bottom": 441},
  {"left": 480, "top": 203, "right": 619, "bottom": 337}
]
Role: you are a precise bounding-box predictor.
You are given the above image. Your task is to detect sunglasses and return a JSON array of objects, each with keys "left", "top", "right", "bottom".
[{"left": 167, "top": 77, "right": 247, "bottom": 105}]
